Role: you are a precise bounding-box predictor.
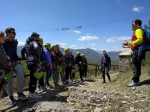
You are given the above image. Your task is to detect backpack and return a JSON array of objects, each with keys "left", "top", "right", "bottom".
[{"left": 138, "top": 29, "right": 150, "bottom": 60}]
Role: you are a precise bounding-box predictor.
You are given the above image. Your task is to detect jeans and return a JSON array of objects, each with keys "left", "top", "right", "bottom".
[
  {"left": 102, "top": 67, "right": 111, "bottom": 82},
  {"left": 44, "top": 69, "right": 52, "bottom": 85},
  {"left": 52, "top": 68, "right": 58, "bottom": 83}
]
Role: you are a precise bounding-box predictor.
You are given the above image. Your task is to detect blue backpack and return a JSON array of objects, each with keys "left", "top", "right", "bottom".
[{"left": 138, "top": 29, "right": 150, "bottom": 59}]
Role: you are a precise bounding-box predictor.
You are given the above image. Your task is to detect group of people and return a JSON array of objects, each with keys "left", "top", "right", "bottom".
[
  {"left": 0, "top": 19, "right": 145, "bottom": 106},
  {"left": 0, "top": 28, "right": 88, "bottom": 105}
]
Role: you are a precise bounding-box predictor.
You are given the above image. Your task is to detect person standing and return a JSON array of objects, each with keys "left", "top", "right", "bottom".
[
  {"left": 63, "top": 48, "right": 72, "bottom": 84},
  {"left": 43, "top": 42, "right": 53, "bottom": 88},
  {"left": 75, "top": 51, "right": 84, "bottom": 82},
  {"left": 100, "top": 50, "right": 111, "bottom": 84},
  {"left": 37, "top": 37, "right": 47, "bottom": 92},
  {"left": 122, "top": 19, "right": 144, "bottom": 87},
  {"left": 70, "top": 51, "right": 76, "bottom": 82},
  {"left": 51, "top": 45, "right": 60, "bottom": 87},
  {"left": 25, "top": 32, "right": 42, "bottom": 98},
  {"left": 3, "top": 28, "right": 27, "bottom": 105},
  {"left": 81, "top": 54, "right": 88, "bottom": 80},
  {"left": 56, "top": 45, "right": 66, "bottom": 84}
]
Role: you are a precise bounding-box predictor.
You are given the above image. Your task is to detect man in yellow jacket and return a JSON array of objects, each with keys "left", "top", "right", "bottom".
[{"left": 122, "top": 19, "right": 144, "bottom": 87}]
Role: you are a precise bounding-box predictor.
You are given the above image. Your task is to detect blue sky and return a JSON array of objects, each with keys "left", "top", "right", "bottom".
[{"left": 0, "top": 0, "right": 150, "bottom": 52}]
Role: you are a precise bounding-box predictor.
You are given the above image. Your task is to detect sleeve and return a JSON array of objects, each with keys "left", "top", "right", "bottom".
[
  {"left": 21, "top": 47, "right": 26, "bottom": 59},
  {"left": 128, "top": 29, "right": 144, "bottom": 46},
  {"left": 15, "top": 40, "right": 18, "bottom": 58},
  {"left": 75, "top": 57, "right": 78, "bottom": 64},
  {"left": 44, "top": 50, "right": 52, "bottom": 66},
  {"left": 0, "top": 46, "right": 10, "bottom": 67},
  {"left": 100, "top": 57, "right": 103, "bottom": 66},
  {"left": 2, "top": 43, "right": 7, "bottom": 53},
  {"left": 109, "top": 57, "right": 111, "bottom": 66}
]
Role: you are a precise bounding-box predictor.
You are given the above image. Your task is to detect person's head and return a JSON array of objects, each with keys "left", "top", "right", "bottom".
[
  {"left": 31, "top": 32, "right": 40, "bottom": 41},
  {"left": 132, "top": 19, "right": 142, "bottom": 30},
  {"left": 64, "top": 48, "right": 69, "bottom": 54},
  {"left": 52, "top": 45, "right": 57, "bottom": 52},
  {"left": 39, "top": 37, "right": 43, "bottom": 45},
  {"left": 5, "top": 27, "right": 16, "bottom": 39},
  {"left": 56, "top": 44, "right": 60, "bottom": 51},
  {"left": 70, "top": 51, "right": 73, "bottom": 55},
  {"left": 103, "top": 50, "right": 107, "bottom": 56},
  {"left": 44, "top": 42, "right": 51, "bottom": 50},
  {"left": 0, "top": 31, "right": 5, "bottom": 44},
  {"left": 76, "top": 51, "right": 80, "bottom": 56},
  {"left": 81, "top": 54, "right": 85, "bottom": 57}
]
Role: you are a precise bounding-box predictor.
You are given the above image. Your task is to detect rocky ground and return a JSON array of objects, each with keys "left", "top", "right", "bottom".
[{"left": 0, "top": 72, "right": 150, "bottom": 112}]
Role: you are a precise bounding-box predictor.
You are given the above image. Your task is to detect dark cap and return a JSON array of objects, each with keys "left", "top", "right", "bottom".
[
  {"left": 5, "top": 27, "right": 15, "bottom": 33},
  {"left": 31, "top": 32, "right": 40, "bottom": 37}
]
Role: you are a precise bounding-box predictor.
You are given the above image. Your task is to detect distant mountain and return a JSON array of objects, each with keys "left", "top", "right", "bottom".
[{"left": 17, "top": 46, "right": 121, "bottom": 64}]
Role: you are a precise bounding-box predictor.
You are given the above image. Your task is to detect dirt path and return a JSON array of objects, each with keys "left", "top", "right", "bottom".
[{"left": 0, "top": 72, "right": 120, "bottom": 112}]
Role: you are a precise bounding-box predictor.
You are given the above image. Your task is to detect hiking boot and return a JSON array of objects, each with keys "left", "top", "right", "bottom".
[
  {"left": 127, "top": 81, "right": 141, "bottom": 87},
  {"left": 81, "top": 79, "right": 85, "bottom": 82},
  {"left": 37, "top": 87, "right": 41, "bottom": 91},
  {"left": 28, "top": 92, "right": 41, "bottom": 99},
  {"left": 56, "top": 83, "right": 60, "bottom": 86},
  {"left": 9, "top": 96, "right": 17, "bottom": 106},
  {"left": 102, "top": 81, "right": 106, "bottom": 84},
  {"left": 18, "top": 93, "right": 28, "bottom": 100},
  {"left": 63, "top": 81, "right": 68, "bottom": 84},
  {"left": 46, "top": 84, "right": 54, "bottom": 89},
  {"left": 54, "top": 82, "right": 59, "bottom": 87},
  {"left": 40, "top": 86, "right": 47, "bottom": 92}
]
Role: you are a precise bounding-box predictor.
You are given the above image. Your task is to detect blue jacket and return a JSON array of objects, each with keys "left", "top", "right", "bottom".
[
  {"left": 100, "top": 55, "right": 111, "bottom": 67},
  {"left": 43, "top": 46, "right": 52, "bottom": 66},
  {"left": 3, "top": 37, "right": 18, "bottom": 60}
]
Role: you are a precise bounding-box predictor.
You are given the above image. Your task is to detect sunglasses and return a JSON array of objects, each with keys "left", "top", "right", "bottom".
[{"left": 10, "top": 32, "right": 16, "bottom": 34}]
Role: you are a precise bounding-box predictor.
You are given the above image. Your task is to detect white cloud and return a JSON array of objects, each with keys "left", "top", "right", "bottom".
[
  {"left": 55, "top": 41, "right": 67, "bottom": 48},
  {"left": 91, "top": 43, "right": 97, "bottom": 47},
  {"left": 77, "top": 35, "right": 99, "bottom": 41},
  {"left": 106, "top": 36, "right": 130, "bottom": 42},
  {"left": 70, "top": 30, "right": 81, "bottom": 34},
  {"left": 133, "top": 6, "right": 144, "bottom": 12},
  {"left": 70, "top": 45, "right": 78, "bottom": 49},
  {"left": 91, "top": 47, "right": 121, "bottom": 52},
  {"left": 18, "top": 41, "right": 25, "bottom": 46},
  {"left": 69, "top": 45, "right": 85, "bottom": 49}
]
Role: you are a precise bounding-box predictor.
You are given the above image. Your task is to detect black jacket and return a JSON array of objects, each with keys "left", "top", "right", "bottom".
[
  {"left": 75, "top": 55, "right": 83, "bottom": 66},
  {"left": 82, "top": 57, "right": 88, "bottom": 69},
  {"left": 63, "top": 54, "right": 72, "bottom": 65},
  {"left": 3, "top": 37, "right": 18, "bottom": 60},
  {"left": 25, "top": 37, "right": 41, "bottom": 62},
  {"left": 0, "top": 43, "right": 10, "bottom": 69}
]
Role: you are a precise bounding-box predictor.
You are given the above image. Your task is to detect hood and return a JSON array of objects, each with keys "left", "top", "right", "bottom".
[{"left": 26, "top": 36, "right": 37, "bottom": 44}]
